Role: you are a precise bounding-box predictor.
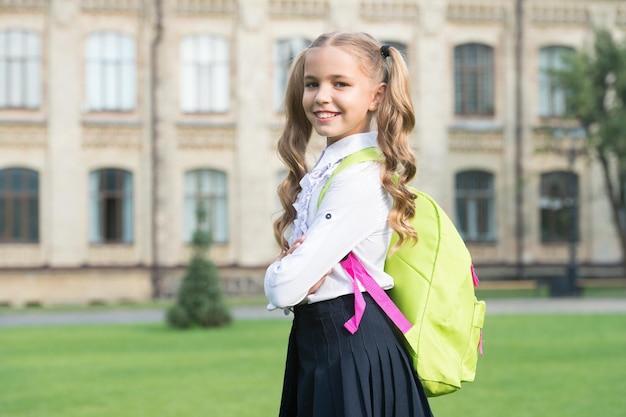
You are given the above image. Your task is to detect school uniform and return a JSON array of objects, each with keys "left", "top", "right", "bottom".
[{"left": 265, "top": 131, "right": 433, "bottom": 417}]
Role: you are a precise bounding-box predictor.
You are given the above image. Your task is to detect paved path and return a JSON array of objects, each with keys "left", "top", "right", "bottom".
[{"left": 1, "top": 298, "right": 625, "bottom": 327}]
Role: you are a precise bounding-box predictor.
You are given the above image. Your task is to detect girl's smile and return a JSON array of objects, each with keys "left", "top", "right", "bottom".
[{"left": 314, "top": 111, "right": 340, "bottom": 120}]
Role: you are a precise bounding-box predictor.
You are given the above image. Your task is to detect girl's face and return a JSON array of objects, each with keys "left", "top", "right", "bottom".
[{"left": 302, "top": 45, "right": 386, "bottom": 146}]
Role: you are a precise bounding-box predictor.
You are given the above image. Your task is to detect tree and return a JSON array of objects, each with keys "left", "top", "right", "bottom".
[
  {"left": 555, "top": 28, "right": 626, "bottom": 268},
  {"left": 166, "top": 203, "right": 232, "bottom": 328}
]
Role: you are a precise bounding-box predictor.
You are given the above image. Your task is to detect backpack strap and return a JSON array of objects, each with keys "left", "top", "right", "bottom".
[
  {"left": 317, "top": 147, "right": 380, "bottom": 208},
  {"left": 315, "top": 146, "right": 413, "bottom": 335},
  {"left": 340, "top": 252, "right": 413, "bottom": 335}
]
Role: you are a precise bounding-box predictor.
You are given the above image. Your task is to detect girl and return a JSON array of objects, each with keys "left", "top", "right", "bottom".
[{"left": 265, "top": 32, "right": 433, "bottom": 417}]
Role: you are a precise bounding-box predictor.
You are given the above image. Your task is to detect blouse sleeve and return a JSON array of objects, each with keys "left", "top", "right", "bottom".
[{"left": 264, "top": 163, "right": 388, "bottom": 308}]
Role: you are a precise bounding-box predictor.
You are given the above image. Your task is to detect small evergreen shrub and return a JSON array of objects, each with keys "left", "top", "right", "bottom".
[
  {"left": 165, "top": 304, "right": 191, "bottom": 328},
  {"left": 167, "top": 204, "right": 232, "bottom": 329}
]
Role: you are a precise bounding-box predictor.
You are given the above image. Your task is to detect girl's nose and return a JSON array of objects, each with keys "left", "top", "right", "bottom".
[{"left": 314, "top": 84, "right": 331, "bottom": 104}]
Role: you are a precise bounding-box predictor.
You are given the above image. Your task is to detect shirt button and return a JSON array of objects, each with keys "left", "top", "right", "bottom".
[{"left": 325, "top": 213, "right": 332, "bottom": 219}]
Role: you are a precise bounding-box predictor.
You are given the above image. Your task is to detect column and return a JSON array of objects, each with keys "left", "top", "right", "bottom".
[
  {"left": 45, "top": 0, "right": 83, "bottom": 266},
  {"left": 235, "top": 0, "right": 276, "bottom": 266},
  {"left": 415, "top": 0, "right": 450, "bottom": 207}
]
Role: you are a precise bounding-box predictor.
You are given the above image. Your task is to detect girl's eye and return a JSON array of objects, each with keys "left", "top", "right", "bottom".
[
  {"left": 335, "top": 82, "right": 348, "bottom": 87},
  {"left": 305, "top": 82, "right": 318, "bottom": 88}
]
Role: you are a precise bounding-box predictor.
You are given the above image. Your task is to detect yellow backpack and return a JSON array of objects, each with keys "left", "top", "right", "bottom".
[{"left": 318, "top": 147, "right": 486, "bottom": 397}]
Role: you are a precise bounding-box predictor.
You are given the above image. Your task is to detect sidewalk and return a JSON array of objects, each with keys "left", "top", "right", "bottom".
[{"left": 0, "top": 298, "right": 625, "bottom": 327}]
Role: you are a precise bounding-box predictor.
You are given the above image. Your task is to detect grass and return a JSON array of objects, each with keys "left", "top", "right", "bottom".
[
  {"left": 429, "top": 314, "right": 626, "bottom": 417},
  {"left": 0, "top": 321, "right": 288, "bottom": 417},
  {"left": 1, "top": 314, "right": 626, "bottom": 417}
]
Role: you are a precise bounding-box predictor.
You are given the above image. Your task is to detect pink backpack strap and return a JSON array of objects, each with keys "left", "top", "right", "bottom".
[{"left": 340, "top": 252, "right": 412, "bottom": 335}]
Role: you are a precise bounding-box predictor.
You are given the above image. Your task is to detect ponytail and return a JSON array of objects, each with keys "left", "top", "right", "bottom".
[{"left": 376, "top": 45, "right": 418, "bottom": 249}]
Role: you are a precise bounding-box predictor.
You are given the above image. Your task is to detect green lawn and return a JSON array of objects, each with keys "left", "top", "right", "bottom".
[
  {"left": 1, "top": 314, "right": 625, "bottom": 417},
  {"left": 429, "top": 314, "right": 626, "bottom": 417}
]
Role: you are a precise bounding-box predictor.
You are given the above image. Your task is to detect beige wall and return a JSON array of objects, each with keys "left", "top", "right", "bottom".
[
  {"left": 0, "top": 268, "right": 152, "bottom": 307},
  {"left": 1, "top": 0, "right": 625, "bottom": 305}
]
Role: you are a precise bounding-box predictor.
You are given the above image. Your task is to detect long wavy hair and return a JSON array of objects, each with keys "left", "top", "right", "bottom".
[{"left": 273, "top": 32, "right": 417, "bottom": 252}]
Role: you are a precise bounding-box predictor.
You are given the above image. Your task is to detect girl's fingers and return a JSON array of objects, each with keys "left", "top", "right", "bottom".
[{"left": 286, "top": 236, "right": 306, "bottom": 256}]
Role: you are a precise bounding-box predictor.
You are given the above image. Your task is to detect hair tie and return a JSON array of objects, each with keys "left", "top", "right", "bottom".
[{"left": 380, "top": 45, "right": 390, "bottom": 58}]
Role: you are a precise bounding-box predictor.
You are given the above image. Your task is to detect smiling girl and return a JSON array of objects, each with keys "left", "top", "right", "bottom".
[{"left": 265, "top": 32, "right": 433, "bottom": 417}]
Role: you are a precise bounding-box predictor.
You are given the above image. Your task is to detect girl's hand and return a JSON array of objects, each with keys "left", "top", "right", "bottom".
[
  {"left": 278, "top": 236, "right": 306, "bottom": 260},
  {"left": 279, "top": 236, "right": 331, "bottom": 295}
]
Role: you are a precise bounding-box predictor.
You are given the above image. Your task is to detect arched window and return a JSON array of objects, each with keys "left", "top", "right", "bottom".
[
  {"left": 538, "top": 46, "right": 575, "bottom": 118},
  {"left": 0, "top": 168, "right": 39, "bottom": 243},
  {"left": 0, "top": 30, "right": 41, "bottom": 109},
  {"left": 184, "top": 169, "right": 228, "bottom": 243},
  {"left": 180, "top": 34, "right": 230, "bottom": 113},
  {"left": 89, "top": 168, "right": 133, "bottom": 243},
  {"left": 273, "top": 37, "right": 310, "bottom": 112},
  {"left": 85, "top": 31, "right": 136, "bottom": 111},
  {"left": 455, "top": 170, "right": 495, "bottom": 242},
  {"left": 454, "top": 43, "right": 494, "bottom": 116},
  {"left": 540, "top": 171, "right": 578, "bottom": 242}
]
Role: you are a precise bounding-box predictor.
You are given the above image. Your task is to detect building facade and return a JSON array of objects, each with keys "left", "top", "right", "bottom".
[{"left": 1, "top": 0, "right": 624, "bottom": 306}]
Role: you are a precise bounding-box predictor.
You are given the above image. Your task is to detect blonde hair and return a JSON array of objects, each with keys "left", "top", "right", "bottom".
[{"left": 273, "top": 32, "right": 417, "bottom": 251}]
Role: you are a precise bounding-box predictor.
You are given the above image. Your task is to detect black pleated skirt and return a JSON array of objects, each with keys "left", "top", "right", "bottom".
[{"left": 278, "top": 293, "right": 433, "bottom": 417}]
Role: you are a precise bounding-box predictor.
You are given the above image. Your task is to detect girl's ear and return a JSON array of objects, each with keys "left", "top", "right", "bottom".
[{"left": 369, "top": 82, "right": 387, "bottom": 112}]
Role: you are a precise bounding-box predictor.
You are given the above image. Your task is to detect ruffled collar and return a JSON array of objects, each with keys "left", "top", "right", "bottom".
[{"left": 289, "top": 132, "right": 378, "bottom": 245}]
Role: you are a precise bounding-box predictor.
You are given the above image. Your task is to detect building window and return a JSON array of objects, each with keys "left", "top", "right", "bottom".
[
  {"left": 0, "top": 168, "right": 39, "bottom": 243},
  {"left": 538, "top": 46, "right": 575, "bottom": 118},
  {"left": 455, "top": 170, "right": 495, "bottom": 242},
  {"left": 180, "top": 34, "right": 230, "bottom": 113},
  {"left": 0, "top": 30, "right": 41, "bottom": 109},
  {"left": 184, "top": 169, "right": 228, "bottom": 243},
  {"left": 89, "top": 169, "right": 133, "bottom": 243},
  {"left": 540, "top": 171, "right": 578, "bottom": 242},
  {"left": 85, "top": 31, "right": 136, "bottom": 111},
  {"left": 454, "top": 43, "right": 494, "bottom": 116},
  {"left": 274, "top": 37, "right": 309, "bottom": 112}
]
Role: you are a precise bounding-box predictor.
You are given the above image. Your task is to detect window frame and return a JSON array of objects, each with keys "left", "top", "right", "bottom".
[
  {"left": 0, "top": 167, "right": 39, "bottom": 243},
  {"left": 183, "top": 169, "right": 229, "bottom": 244},
  {"left": 538, "top": 45, "right": 575, "bottom": 118},
  {"left": 85, "top": 31, "right": 136, "bottom": 112},
  {"left": 0, "top": 29, "right": 41, "bottom": 110},
  {"left": 89, "top": 168, "right": 134, "bottom": 244},
  {"left": 539, "top": 170, "right": 579, "bottom": 243},
  {"left": 455, "top": 170, "right": 496, "bottom": 242},
  {"left": 454, "top": 43, "right": 495, "bottom": 116},
  {"left": 180, "top": 34, "right": 231, "bottom": 114}
]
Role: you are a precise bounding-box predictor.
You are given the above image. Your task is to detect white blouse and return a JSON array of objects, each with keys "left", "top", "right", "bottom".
[{"left": 264, "top": 132, "right": 394, "bottom": 309}]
